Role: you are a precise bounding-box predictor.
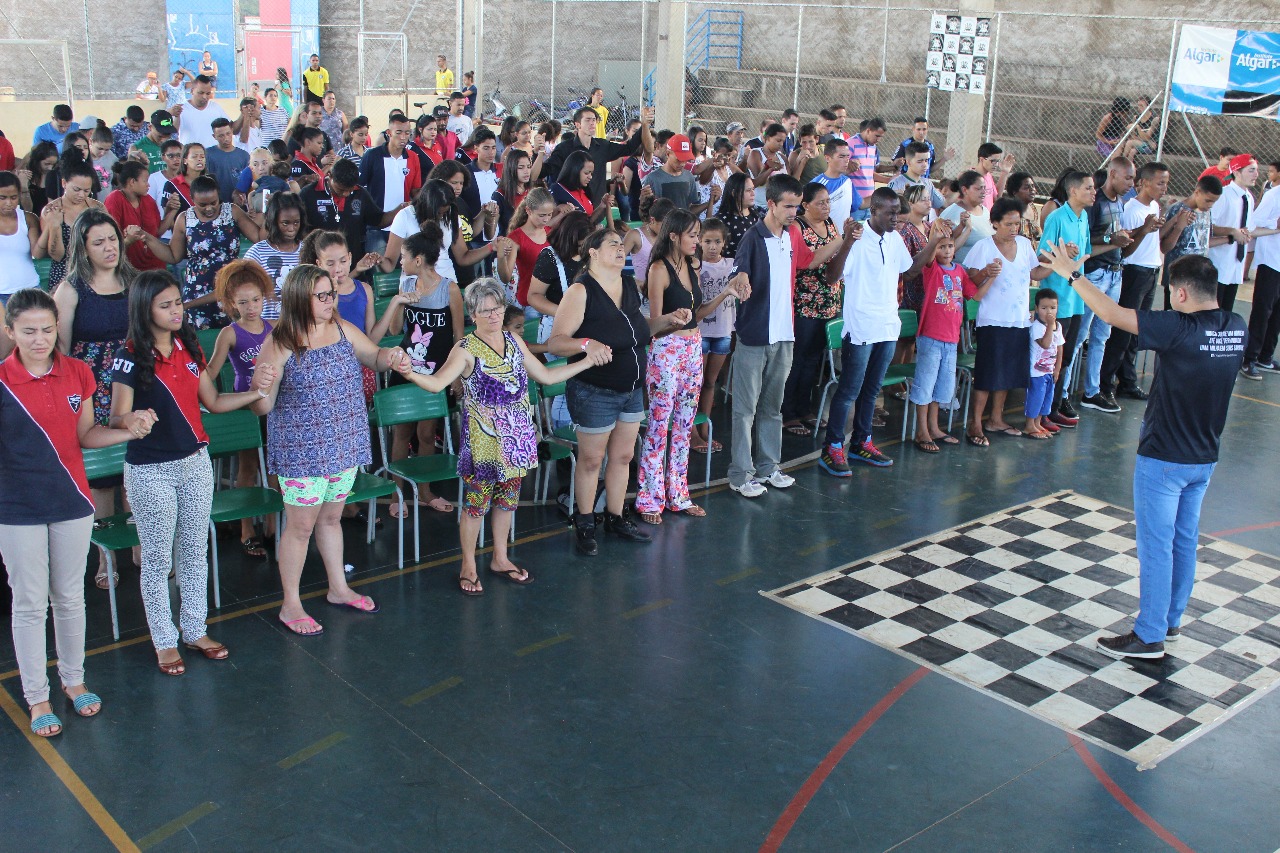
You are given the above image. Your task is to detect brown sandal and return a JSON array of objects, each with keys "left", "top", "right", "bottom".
[
  {"left": 639, "top": 511, "right": 663, "bottom": 525},
  {"left": 184, "top": 641, "right": 230, "bottom": 660},
  {"left": 669, "top": 504, "right": 707, "bottom": 517},
  {"left": 156, "top": 655, "right": 185, "bottom": 676}
]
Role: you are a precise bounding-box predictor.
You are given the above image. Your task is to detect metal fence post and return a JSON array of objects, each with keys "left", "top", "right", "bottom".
[
  {"left": 1156, "top": 20, "right": 1179, "bottom": 163},
  {"left": 357, "top": 33, "right": 365, "bottom": 116},
  {"left": 983, "top": 11, "right": 1001, "bottom": 142},
  {"left": 551, "top": 0, "right": 557, "bottom": 105},
  {"left": 792, "top": 6, "right": 803, "bottom": 109},
  {"left": 62, "top": 40, "right": 74, "bottom": 109}
]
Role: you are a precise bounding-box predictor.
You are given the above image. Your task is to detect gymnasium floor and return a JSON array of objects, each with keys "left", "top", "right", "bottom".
[{"left": 3, "top": 307, "right": 1280, "bottom": 852}]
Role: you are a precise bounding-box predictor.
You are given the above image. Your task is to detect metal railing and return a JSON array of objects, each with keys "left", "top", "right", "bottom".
[{"left": 687, "top": 9, "right": 745, "bottom": 74}]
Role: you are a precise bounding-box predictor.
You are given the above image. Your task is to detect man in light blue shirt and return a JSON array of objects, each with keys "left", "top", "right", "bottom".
[
  {"left": 1038, "top": 170, "right": 1095, "bottom": 427},
  {"left": 32, "top": 104, "right": 78, "bottom": 152}
]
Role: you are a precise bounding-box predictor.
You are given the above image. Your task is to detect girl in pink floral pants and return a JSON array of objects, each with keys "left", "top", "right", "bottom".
[{"left": 637, "top": 209, "right": 706, "bottom": 523}]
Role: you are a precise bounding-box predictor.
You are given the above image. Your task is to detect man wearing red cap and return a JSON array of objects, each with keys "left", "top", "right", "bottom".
[
  {"left": 1207, "top": 153, "right": 1257, "bottom": 314},
  {"left": 642, "top": 132, "right": 706, "bottom": 214}
]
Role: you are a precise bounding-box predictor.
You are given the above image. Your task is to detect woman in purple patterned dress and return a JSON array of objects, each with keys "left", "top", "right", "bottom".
[{"left": 392, "top": 278, "right": 606, "bottom": 595}]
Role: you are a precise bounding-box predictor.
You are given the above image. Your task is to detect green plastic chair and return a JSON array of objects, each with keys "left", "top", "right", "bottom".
[
  {"left": 238, "top": 236, "right": 254, "bottom": 257},
  {"left": 522, "top": 318, "right": 541, "bottom": 345},
  {"left": 344, "top": 469, "right": 405, "bottom": 568},
  {"left": 373, "top": 384, "right": 461, "bottom": 561},
  {"left": 884, "top": 310, "right": 917, "bottom": 441},
  {"left": 812, "top": 318, "right": 845, "bottom": 448},
  {"left": 194, "top": 327, "right": 236, "bottom": 393},
  {"left": 82, "top": 443, "right": 137, "bottom": 640},
  {"left": 374, "top": 295, "right": 394, "bottom": 322},
  {"left": 372, "top": 271, "right": 401, "bottom": 298},
  {"left": 203, "top": 410, "right": 284, "bottom": 608},
  {"left": 34, "top": 257, "right": 53, "bottom": 292},
  {"left": 528, "top": 381, "right": 576, "bottom": 513}
]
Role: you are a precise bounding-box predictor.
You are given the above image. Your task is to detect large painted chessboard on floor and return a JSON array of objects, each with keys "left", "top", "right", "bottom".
[{"left": 765, "top": 491, "right": 1280, "bottom": 768}]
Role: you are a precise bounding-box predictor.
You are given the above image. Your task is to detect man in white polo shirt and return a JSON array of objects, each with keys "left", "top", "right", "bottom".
[
  {"left": 819, "top": 187, "right": 950, "bottom": 475},
  {"left": 174, "top": 75, "right": 228, "bottom": 150}
]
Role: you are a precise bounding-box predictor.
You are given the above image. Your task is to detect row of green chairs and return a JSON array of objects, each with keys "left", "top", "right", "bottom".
[
  {"left": 81, "top": 407, "right": 404, "bottom": 640},
  {"left": 813, "top": 309, "right": 919, "bottom": 448}
]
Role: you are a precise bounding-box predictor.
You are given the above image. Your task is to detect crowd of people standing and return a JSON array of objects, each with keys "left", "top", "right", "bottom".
[{"left": 0, "top": 57, "right": 1276, "bottom": 734}]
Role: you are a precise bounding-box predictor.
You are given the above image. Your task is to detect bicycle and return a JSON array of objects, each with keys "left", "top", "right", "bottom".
[
  {"left": 605, "top": 87, "right": 635, "bottom": 138},
  {"left": 481, "top": 82, "right": 510, "bottom": 125}
]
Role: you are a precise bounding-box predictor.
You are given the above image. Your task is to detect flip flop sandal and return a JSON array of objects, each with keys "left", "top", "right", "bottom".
[
  {"left": 184, "top": 641, "right": 230, "bottom": 659},
  {"left": 691, "top": 444, "right": 710, "bottom": 454},
  {"left": 984, "top": 426, "right": 1022, "bottom": 437},
  {"left": 489, "top": 566, "right": 534, "bottom": 585},
  {"left": 459, "top": 576, "right": 485, "bottom": 596},
  {"left": 913, "top": 440, "right": 941, "bottom": 453},
  {"left": 279, "top": 616, "right": 324, "bottom": 636},
  {"left": 639, "top": 511, "right": 663, "bottom": 525},
  {"left": 326, "top": 595, "right": 380, "bottom": 613},
  {"left": 30, "top": 712, "right": 62, "bottom": 737},
  {"left": 709, "top": 440, "right": 723, "bottom": 452},
  {"left": 95, "top": 570, "right": 118, "bottom": 590},
  {"left": 966, "top": 433, "right": 990, "bottom": 447},
  {"left": 241, "top": 537, "right": 267, "bottom": 558},
  {"left": 1023, "top": 430, "right": 1051, "bottom": 440},
  {"left": 64, "top": 691, "right": 102, "bottom": 717},
  {"left": 424, "top": 496, "right": 454, "bottom": 513},
  {"left": 669, "top": 504, "right": 706, "bottom": 517},
  {"left": 783, "top": 422, "right": 812, "bottom": 436},
  {"left": 937, "top": 435, "right": 961, "bottom": 445}
]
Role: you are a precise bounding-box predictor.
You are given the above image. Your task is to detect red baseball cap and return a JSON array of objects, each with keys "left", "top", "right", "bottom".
[
  {"left": 668, "top": 133, "right": 695, "bottom": 162},
  {"left": 1229, "top": 153, "right": 1257, "bottom": 174}
]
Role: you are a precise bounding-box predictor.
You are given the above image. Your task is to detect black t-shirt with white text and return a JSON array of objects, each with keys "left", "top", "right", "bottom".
[{"left": 1136, "top": 308, "right": 1245, "bottom": 464}]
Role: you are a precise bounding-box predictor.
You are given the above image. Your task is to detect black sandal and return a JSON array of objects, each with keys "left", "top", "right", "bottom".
[{"left": 241, "top": 537, "right": 267, "bottom": 558}]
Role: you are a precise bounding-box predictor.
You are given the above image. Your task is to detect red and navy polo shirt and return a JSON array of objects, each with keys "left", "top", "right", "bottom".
[
  {"left": 112, "top": 338, "right": 210, "bottom": 466},
  {"left": 0, "top": 353, "right": 97, "bottom": 525}
]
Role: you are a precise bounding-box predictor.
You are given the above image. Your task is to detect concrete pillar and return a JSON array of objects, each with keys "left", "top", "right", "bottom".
[
  {"left": 654, "top": 0, "right": 688, "bottom": 132},
  {"left": 942, "top": 0, "right": 994, "bottom": 179},
  {"left": 462, "top": 0, "right": 482, "bottom": 92}
]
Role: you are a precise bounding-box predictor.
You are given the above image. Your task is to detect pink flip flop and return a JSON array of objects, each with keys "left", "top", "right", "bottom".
[{"left": 279, "top": 615, "right": 325, "bottom": 636}]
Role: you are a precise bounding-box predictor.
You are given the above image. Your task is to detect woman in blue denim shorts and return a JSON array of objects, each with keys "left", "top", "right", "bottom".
[{"left": 548, "top": 229, "right": 690, "bottom": 555}]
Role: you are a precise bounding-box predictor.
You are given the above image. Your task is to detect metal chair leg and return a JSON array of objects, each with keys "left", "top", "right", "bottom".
[
  {"left": 208, "top": 522, "right": 221, "bottom": 610},
  {"left": 704, "top": 419, "right": 713, "bottom": 491},
  {"left": 103, "top": 547, "right": 119, "bottom": 641}
]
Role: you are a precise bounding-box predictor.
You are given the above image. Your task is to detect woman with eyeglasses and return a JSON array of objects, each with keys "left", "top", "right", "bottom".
[
  {"left": 251, "top": 265, "right": 408, "bottom": 635},
  {"left": 392, "top": 278, "right": 604, "bottom": 594}
]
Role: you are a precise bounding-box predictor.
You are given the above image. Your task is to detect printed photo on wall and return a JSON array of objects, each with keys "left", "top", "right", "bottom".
[
  {"left": 960, "top": 36, "right": 974, "bottom": 55},
  {"left": 960, "top": 16, "right": 977, "bottom": 37},
  {"left": 956, "top": 74, "right": 970, "bottom": 92},
  {"left": 927, "top": 51, "right": 943, "bottom": 72},
  {"left": 946, "top": 15, "right": 961, "bottom": 34},
  {"left": 931, "top": 13, "right": 947, "bottom": 34},
  {"left": 970, "top": 75, "right": 987, "bottom": 95},
  {"left": 975, "top": 36, "right": 990, "bottom": 57},
  {"left": 977, "top": 17, "right": 991, "bottom": 37},
  {"left": 957, "top": 55, "right": 973, "bottom": 75},
  {"left": 940, "top": 71, "right": 956, "bottom": 91}
]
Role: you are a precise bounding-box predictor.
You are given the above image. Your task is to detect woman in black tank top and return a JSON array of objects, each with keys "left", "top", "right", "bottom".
[
  {"left": 636, "top": 209, "right": 706, "bottom": 525},
  {"left": 548, "top": 229, "right": 690, "bottom": 555}
]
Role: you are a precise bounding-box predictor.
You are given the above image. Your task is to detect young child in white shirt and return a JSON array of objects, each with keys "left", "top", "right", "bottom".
[{"left": 1026, "top": 288, "right": 1065, "bottom": 439}]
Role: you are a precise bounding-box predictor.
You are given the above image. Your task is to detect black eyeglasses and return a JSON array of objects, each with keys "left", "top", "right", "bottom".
[{"left": 313, "top": 290, "right": 336, "bottom": 303}]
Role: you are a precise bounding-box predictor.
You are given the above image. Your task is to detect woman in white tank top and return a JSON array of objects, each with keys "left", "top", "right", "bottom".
[{"left": 0, "top": 173, "right": 44, "bottom": 305}]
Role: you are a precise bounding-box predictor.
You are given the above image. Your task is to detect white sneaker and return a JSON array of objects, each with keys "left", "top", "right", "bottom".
[
  {"left": 763, "top": 470, "right": 796, "bottom": 489},
  {"left": 730, "top": 479, "right": 767, "bottom": 498}
]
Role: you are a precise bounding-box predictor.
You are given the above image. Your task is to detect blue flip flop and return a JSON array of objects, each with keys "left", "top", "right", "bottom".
[
  {"left": 68, "top": 692, "right": 102, "bottom": 717},
  {"left": 30, "top": 712, "right": 62, "bottom": 737}
]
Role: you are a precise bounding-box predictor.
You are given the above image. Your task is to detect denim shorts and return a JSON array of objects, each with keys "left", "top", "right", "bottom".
[
  {"left": 701, "top": 335, "right": 731, "bottom": 356},
  {"left": 908, "top": 335, "right": 957, "bottom": 406},
  {"left": 566, "top": 378, "right": 644, "bottom": 434}
]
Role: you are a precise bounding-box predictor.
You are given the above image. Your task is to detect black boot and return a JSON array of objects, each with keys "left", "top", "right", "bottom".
[
  {"left": 574, "top": 512, "right": 598, "bottom": 556},
  {"left": 604, "top": 509, "right": 652, "bottom": 542}
]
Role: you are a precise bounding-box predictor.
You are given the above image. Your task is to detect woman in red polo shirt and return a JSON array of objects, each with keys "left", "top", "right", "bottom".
[
  {"left": 104, "top": 159, "right": 166, "bottom": 271},
  {"left": 0, "top": 288, "right": 152, "bottom": 737},
  {"left": 111, "top": 271, "right": 277, "bottom": 676}
]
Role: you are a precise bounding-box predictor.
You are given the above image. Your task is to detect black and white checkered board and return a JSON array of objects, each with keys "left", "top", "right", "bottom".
[{"left": 765, "top": 491, "right": 1280, "bottom": 768}]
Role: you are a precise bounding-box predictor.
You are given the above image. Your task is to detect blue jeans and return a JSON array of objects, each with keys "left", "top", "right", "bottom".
[
  {"left": 1077, "top": 267, "right": 1122, "bottom": 397},
  {"left": 824, "top": 339, "right": 895, "bottom": 447},
  {"left": 1132, "top": 454, "right": 1216, "bottom": 645}
]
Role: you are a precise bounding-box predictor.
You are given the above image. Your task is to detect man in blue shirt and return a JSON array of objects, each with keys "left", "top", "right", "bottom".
[
  {"left": 32, "top": 104, "right": 79, "bottom": 152},
  {"left": 1038, "top": 170, "right": 1094, "bottom": 427}
]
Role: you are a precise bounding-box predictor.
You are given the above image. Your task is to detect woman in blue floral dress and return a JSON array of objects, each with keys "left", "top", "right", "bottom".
[{"left": 392, "top": 278, "right": 606, "bottom": 595}]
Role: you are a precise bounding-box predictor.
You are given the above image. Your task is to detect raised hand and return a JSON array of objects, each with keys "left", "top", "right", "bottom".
[
  {"left": 667, "top": 308, "right": 693, "bottom": 328},
  {"left": 844, "top": 219, "right": 863, "bottom": 241},
  {"left": 354, "top": 252, "right": 382, "bottom": 274}
]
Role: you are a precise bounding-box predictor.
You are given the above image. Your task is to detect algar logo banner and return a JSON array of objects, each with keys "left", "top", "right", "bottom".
[
  {"left": 1184, "top": 46, "right": 1226, "bottom": 66},
  {"left": 1235, "top": 52, "right": 1280, "bottom": 72}
]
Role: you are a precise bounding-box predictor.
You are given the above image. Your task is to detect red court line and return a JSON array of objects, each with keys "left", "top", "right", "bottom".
[
  {"left": 759, "top": 667, "right": 929, "bottom": 853},
  {"left": 1068, "top": 735, "right": 1196, "bottom": 853},
  {"left": 1209, "top": 520, "right": 1280, "bottom": 538}
]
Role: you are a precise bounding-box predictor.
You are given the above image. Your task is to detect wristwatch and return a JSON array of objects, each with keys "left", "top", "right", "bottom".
[
  {"left": 1068, "top": 271, "right": 1083, "bottom": 282},
  {"left": 579, "top": 338, "right": 590, "bottom": 352}
]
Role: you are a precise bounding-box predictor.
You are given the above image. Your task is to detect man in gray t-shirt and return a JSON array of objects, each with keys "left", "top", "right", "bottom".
[
  {"left": 642, "top": 133, "right": 711, "bottom": 215},
  {"left": 1159, "top": 176, "right": 1222, "bottom": 309}
]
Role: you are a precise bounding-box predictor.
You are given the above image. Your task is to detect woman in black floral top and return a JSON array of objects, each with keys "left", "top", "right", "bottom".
[
  {"left": 712, "top": 172, "right": 762, "bottom": 258},
  {"left": 781, "top": 182, "right": 843, "bottom": 435}
]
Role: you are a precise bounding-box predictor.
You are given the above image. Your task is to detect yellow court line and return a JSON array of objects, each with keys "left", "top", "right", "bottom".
[
  {"left": 1001, "top": 472, "right": 1032, "bottom": 485},
  {"left": 1234, "top": 392, "right": 1280, "bottom": 408},
  {"left": 401, "top": 676, "right": 463, "bottom": 707},
  {"left": 798, "top": 539, "right": 838, "bottom": 556},
  {"left": 943, "top": 491, "right": 976, "bottom": 506},
  {"left": 514, "top": 633, "right": 574, "bottom": 657},
  {"left": 136, "top": 801, "right": 218, "bottom": 851},
  {"left": 873, "top": 514, "right": 907, "bottom": 529},
  {"left": 0, "top": 688, "right": 140, "bottom": 852},
  {"left": 621, "top": 598, "right": 675, "bottom": 620},
  {"left": 277, "top": 731, "right": 349, "bottom": 770},
  {"left": 716, "top": 567, "right": 761, "bottom": 586}
]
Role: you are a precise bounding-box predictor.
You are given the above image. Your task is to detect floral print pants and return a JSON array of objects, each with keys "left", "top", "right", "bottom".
[{"left": 637, "top": 332, "right": 703, "bottom": 514}]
